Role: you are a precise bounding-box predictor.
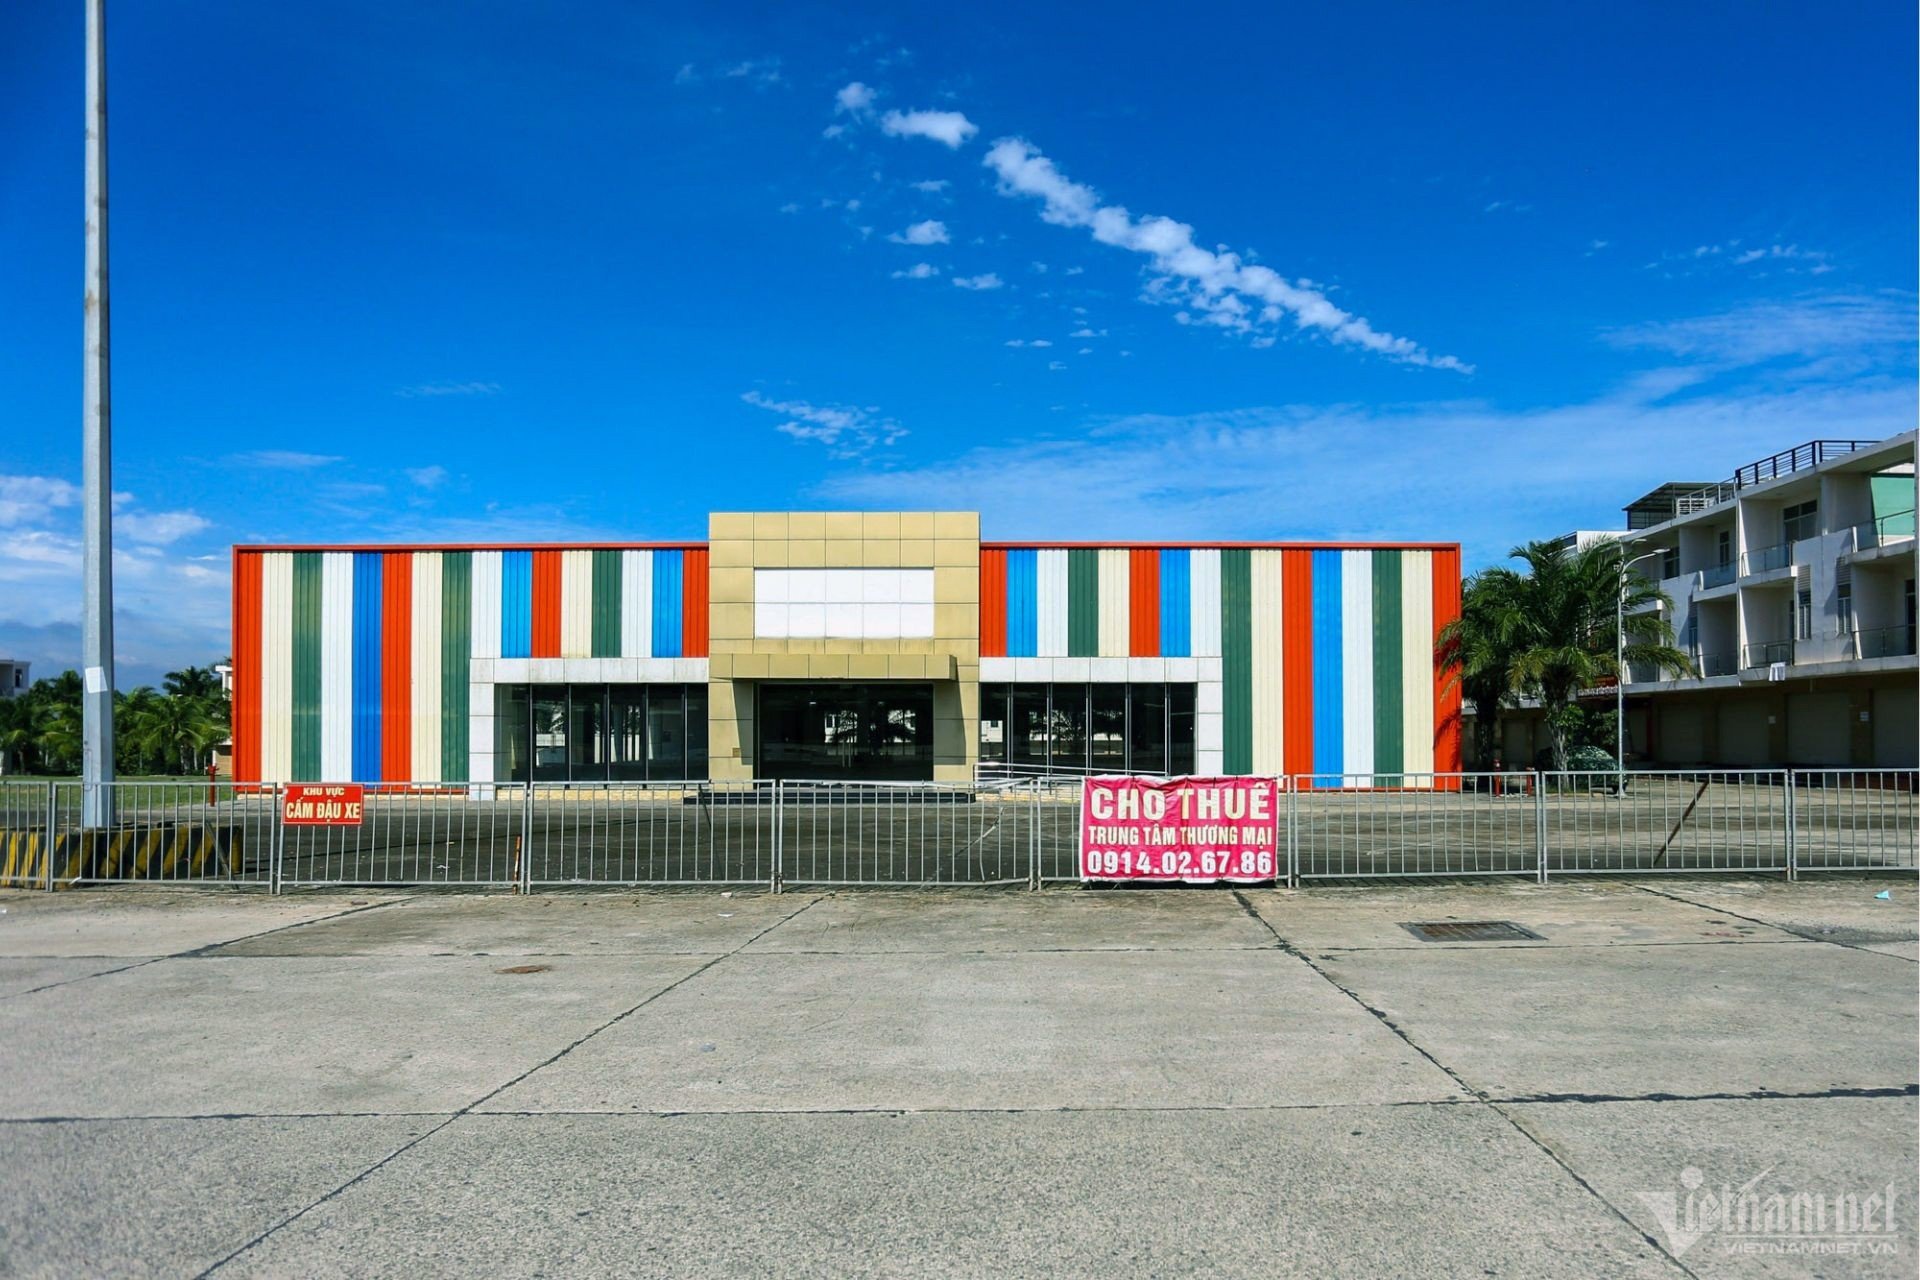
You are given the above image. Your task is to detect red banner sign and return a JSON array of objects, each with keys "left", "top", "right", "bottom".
[
  {"left": 1080, "top": 776, "right": 1279, "bottom": 882},
  {"left": 282, "top": 783, "right": 365, "bottom": 827}
]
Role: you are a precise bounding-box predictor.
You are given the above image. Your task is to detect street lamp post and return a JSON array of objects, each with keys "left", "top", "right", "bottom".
[
  {"left": 1616, "top": 548, "right": 1663, "bottom": 790},
  {"left": 82, "top": 0, "right": 116, "bottom": 829}
]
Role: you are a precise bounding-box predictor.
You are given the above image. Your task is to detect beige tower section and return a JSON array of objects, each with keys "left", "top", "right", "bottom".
[{"left": 705, "top": 512, "right": 982, "bottom": 782}]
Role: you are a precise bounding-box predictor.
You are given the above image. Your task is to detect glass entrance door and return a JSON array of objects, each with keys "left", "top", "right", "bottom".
[{"left": 756, "top": 683, "right": 934, "bottom": 781}]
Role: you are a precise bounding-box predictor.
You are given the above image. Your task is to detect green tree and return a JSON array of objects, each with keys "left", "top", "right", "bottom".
[
  {"left": 1502, "top": 538, "right": 1692, "bottom": 771},
  {"left": 1436, "top": 568, "right": 1526, "bottom": 769},
  {"left": 127, "top": 690, "right": 223, "bottom": 775}
]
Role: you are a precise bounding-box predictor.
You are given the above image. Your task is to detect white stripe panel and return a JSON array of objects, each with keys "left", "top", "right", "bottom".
[
  {"left": 621, "top": 549, "right": 652, "bottom": 657},
  {"left": 411, "top": 552, "right": 442, "bottom": 784},
  {"left": 560, "top": 548, "right": 592, "bottom": 657},
  {"left": 1401, "top": 550, "right": 1434, "bottom": 780},
  {"left": 1189, "top": 549, "right": 1222, "bottom": 657},
  {"left": 260, "top": 553, "right": 293, "bottom": 783},
  {"left": 1341, "top": 549, "right": 1374, "bottom": 778},
  {"left": 1249, "top": 550, "right": 1285, "bottom": 776},
  {"left": 1097, "top": 547, "right": 1130, "bottom": 657},
  {"left": 320, "top": 552, "right": 354, "bottom": 782},
  {"left": 1036, "top": 549, "right": 1069, "bottom": 657},
  {"left": 471, "top": 551, "right": 502, "bottom": 661}
]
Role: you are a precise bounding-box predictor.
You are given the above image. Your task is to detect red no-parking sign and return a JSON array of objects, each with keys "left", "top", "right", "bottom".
[{"left": 282, "top": 783, "right": 365, "bottom": 827}]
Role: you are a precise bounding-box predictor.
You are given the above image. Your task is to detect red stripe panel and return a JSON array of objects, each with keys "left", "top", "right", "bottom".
[
  {"left": 1432, "top": 548, "right": 1463, "bottom": 785},
  {"left": 531, "top": 549, "right": 562, "bottom": 657},
  {"left": 979, "top": 549, "right": 1007, "bottom": 657},
  {"left": 232, "top": 551, "right": 261, "bottom": 783},
  {"left": 1281, "top": 549, "right": 1314, "bottom": 777},
  {"left": 382, "top": 552, "right": 412, "bottom": 783},
  {"left": 1128, "top": 548, "right": 1159, "bottom": 656},
  {"left": 681, "top": 548, "right": 709, "bottom": 658}
]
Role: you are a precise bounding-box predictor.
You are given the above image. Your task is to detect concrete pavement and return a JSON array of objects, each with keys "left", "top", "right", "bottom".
[{"left": 0, "top": 879, "right": 1913, "bottom": 1277}]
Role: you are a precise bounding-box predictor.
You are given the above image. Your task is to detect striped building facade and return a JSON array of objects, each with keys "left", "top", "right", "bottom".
[{"left": 232, "top": 520, "right": 1459, "bottom": 786}]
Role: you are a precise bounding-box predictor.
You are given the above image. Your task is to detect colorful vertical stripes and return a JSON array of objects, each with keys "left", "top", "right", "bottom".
[
  {"left": 978, "top": 544, "right": 1463, "bottom": 783},
  {"left": 235, "top": 545, "right": 707, "bottom": 783}
]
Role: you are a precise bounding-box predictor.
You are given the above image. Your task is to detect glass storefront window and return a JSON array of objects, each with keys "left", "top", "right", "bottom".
[
  {"left": 979, "top": 684, "right": 1008, "bottom": 764},
  {"left": 499, "top": 685, "right": 703, "bottom": 783},
  {"left": 1010, "top": 685, "right": 1048, "bottom": 771},
  {"left": 1129, "top": 683, "right": 1167, "bottom": 776},
  {"left": 1089, "top": 685, "right": 1126, "bottom": 773},
  {"left": 1050, "top": 684, "right": 1088, "bottom": 771},
  {"left": 1168, "top": 684, "right": 1196, "bottom": 775}
]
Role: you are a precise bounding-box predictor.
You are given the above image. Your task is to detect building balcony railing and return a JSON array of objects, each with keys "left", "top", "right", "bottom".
[
  {"left": 1670, "top": 439, "right": 1878, "bottom": 515},
  {"left": 1844, "top": 624, "right": 1918, "bottom": 660},
  {"left": 1699, "top": 562, "right": 1737, "bottom": 590},
  {"left": 1852, "top": 509, "right": 1917, "bottom": 551},
  {"left": 1697, "top": 651, "right": 1738, "bottom": 677},
  {"left": 1740, "top": 640, "right": 1794, "bottom": 669},
  {"left": 1738, "top": 543, "right": 1791, "bottom": 576}
]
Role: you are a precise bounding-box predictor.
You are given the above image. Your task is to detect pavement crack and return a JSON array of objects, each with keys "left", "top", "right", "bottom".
[
  {"left": 192, "top": 893, "right": 825, "bottom": 1277},
  {"left": 0, "top": 896, "right": 413, "bottom": 1003},
  {"left": 1230, "top": 890, "right": 1705, "bottom": 1279},
  {"left": 1629, "top": 883, "right": 1919, "bottom": 963}
]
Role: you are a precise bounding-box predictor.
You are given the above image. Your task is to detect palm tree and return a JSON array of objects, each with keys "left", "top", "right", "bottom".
[
  {"left": 127, "top": 690, "right": 222, "bottom": 775},
  {"left": 0, "top": 697, "right": 36, "bottom": 775},
  {"left": 1436, "top": 568, "right": 1527, "bottom": 768},
  {"left": 1502, "top": 538, "right": 1692, "bottom": 770}
]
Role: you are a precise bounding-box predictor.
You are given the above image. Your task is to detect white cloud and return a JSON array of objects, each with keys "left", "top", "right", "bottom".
[
  {"left": 909, "top": 179, "right": 950, "bottom": 193},
  {"left": 227, "top": 450, "right": 344, "bottom": 469},
  {"left": 0, "top": 475, "right": 79, "bottom": 527},
  {"left": 888, "top": 219, "right": 949, "bottom": 246},
  {"left": 1004, "top": 338, "right": 1053, "bottom": 348},
  {"left": 740, "top": 390, "right": 908, "bottom": 459},
  {"left": 1047, "top": 360, "right": 1066, "bottom": 371},
  {"left": 723, "top": 58, "right": 784, "bottom": 87},
  {"left": 1603, "top": 293, "right": 1914, "bottom": 366},
  {"left": 406, "top": 465, "right": 449, "bottom": 489},
  {"left": 397, "top": 381, "right": 500, "bottom": 398},
  {"left": 880, "top": 109, "right": 978, "bottom": 148},
  {"left": 835, "top": 81, "right": 875, "bottom": 114},
  {"left": 952, "top": 273, "right": 1003, "bottom": 291},
  {"left": 1069, "top": 327, "right": 1106, "bottom": 338},
  {"left": 891, "top": 263, "right": 940, "bottom": 280},
  {"left": 116, "top": 509, "right": 212, "bottom": 545},
  {"left": 982, "top": 137, "right": 1469, "bottom": 371},
  {"left": 811, "top": 298, "right": 1915, "bottom": 568},
  {"left": 1648, "top": 239, "right": 1833, "bottom": 277},
  {"left": 1483, "top": 200, "right": 1533, "bottom": 214}
]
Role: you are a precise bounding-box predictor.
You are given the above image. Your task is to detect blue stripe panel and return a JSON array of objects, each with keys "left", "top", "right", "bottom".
[
  {"left": 1310, "top": 549, "right": 1344, "bottom": 778},
  {"left": 1158, "top": 549, "right": 1191, "bottom": 657},
  {"left": 351, "top": 551, "right": 383, "bottom": 783},
  {"left": 500, "top": 550, "right": 532, "bottom": 659},
  {"left": 652, "top": 550, "right": 683, "bottom": 658},
  {"left": 1005, "top": 548, "right": 1038, "bottom": 657}
]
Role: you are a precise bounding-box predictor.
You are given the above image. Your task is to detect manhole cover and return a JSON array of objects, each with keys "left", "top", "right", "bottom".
[{"left": 1399, "top": 920, "right": 1543, "bottom": 943}]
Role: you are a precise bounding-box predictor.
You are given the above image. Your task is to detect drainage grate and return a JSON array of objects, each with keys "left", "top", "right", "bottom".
[{"left": 1399, "top": 920, "right": 1544, "bottom": 943}]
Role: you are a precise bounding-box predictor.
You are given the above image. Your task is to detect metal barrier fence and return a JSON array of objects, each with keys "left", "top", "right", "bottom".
[
  {"left": 0, "top": 770, "right": 1910, "bottom": 890},
  {"left": 1291, "top": 774, "right": 1539, "bottom": 882}
]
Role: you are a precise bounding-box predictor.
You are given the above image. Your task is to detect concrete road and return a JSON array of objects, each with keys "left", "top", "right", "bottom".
[{"left": 0, "top": 879, "right": 1913, "bottom": 1278}]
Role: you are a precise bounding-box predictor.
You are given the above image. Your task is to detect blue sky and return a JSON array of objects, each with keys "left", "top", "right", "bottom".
[{"left": 2, "top": 1, "right": 1915, "bottom": 685}]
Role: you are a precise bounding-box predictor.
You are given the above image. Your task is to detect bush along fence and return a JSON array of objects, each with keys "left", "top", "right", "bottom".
[{"left": 0, "top": 770, "right": 1912, "bottom": 892}]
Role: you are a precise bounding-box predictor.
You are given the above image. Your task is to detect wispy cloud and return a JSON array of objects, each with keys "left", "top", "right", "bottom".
[
  {"left": 1483, "top": 200, "right": 1533, "bottom": 214},
  {"left": 880, "top": 108, "right": 978, "bottom": 148},
  {"left": 227, "top": 450, "right": 344, "bottom": 469},
  {"left": 1604, "top": 293, "right": 1914, "bottom": 366},
  {"left": 406, "top": 465, "right": 450, "bottom": 489},
  {"left": 396, "top": 381, "right": 500, "bottom": 398},
  {"left": 891, "top": 263, "right": 940, "bottom": 280},
  {"left": 909, "top": 179, "right": 950, "bottom": 194},
  {"left": 741, "top": 391, "right": 908, "bottom": 459},
  {"left": 888, "top": 219, "right": 949, "bottom": 246},
  {"left": 678, "top": 57, "right": 785, "bottom": 88},
  {"left": 1646, "top": 239, "right": 1832, "bottom": 276},
  {"left": 982, "top": 137, "right": 1470, "bottom": 372},
  {"left": 812, "top": 297, "right": 1915, "bottom": 567},
  {"left": 1004, "top": 338, "right": 1053, "bottom": 348},
  {"left": 952, "top": 272, "right": 1003, "bottom": 291}
]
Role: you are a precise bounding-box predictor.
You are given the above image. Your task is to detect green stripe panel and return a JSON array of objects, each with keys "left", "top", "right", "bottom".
[
  {"left": 1220, "top": 548, "right": 1253, "bottom": 775},
  {"left": 291, "top": 553, "right": 323, "bottom": 780},
  {"left": 440, "top": 551, "right": 471, "bottom": 782},
  {"left": 1067, "top": 549, "right": 1100, "bottom": 657},
  {"left": 590, "top": 549, "right": 622, "bottom": 658},
  {"left": 1371, "top": 549, "right": 1404, "bottom": 777}
]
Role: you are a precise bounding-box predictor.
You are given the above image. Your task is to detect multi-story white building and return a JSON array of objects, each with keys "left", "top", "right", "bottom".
[
  {"left": 1615, "top": 433, "right": 1916, "bottom": 768},
  {"left": 0, "top": 659, "right": 29, "bottom": 699}
]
